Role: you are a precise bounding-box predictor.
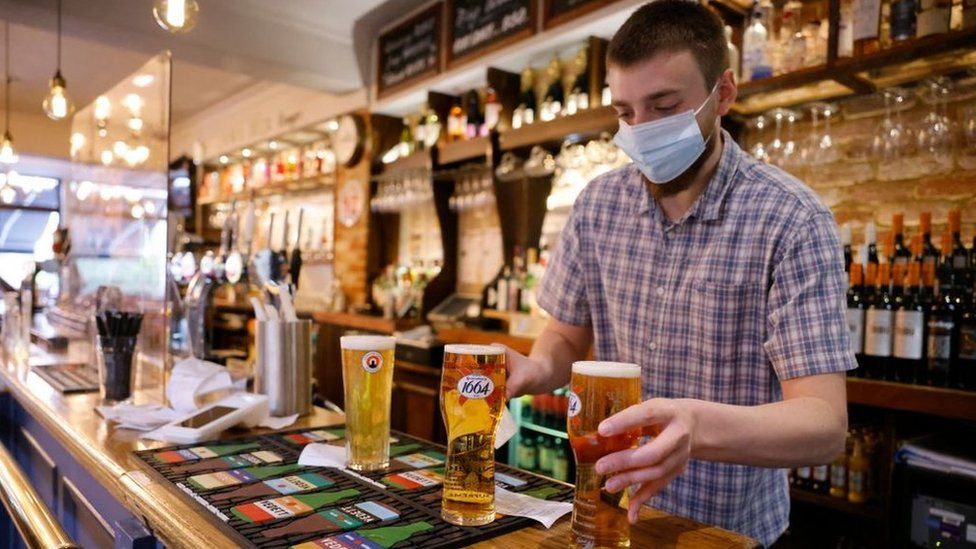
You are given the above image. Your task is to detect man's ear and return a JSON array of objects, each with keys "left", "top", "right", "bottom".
[{"left": 715, "top": 68, "right": 738, "bottom": 117}]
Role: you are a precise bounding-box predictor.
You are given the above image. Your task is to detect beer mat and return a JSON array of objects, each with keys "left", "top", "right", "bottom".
[
  {"left": 133, "top": 426, "right": 574, "bottom": 548},
  {"left": 30, "top": 363, "right": 100, "bottom": 394}
]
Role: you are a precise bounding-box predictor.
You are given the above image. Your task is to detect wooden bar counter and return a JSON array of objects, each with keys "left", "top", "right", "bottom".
[{"left": 0, "top": 349, "right": 758, "bottom": 549}]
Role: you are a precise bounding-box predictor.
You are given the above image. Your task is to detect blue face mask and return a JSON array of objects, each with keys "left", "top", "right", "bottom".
[{"left": 613, "top": 84, "right": 719, "bottom": 184}]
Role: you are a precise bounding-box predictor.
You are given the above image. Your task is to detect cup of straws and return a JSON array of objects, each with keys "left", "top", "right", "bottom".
[{"left": 94, "top": 310, "right": 143, "bottom": 403}]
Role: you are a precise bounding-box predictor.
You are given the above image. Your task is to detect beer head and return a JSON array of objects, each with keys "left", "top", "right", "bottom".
[
  {"left": 340, "top": 335, "right": 395, "bottom": 351},
  {"left": 443, "top": 344, "right": 505, "bottom": 356},
  {"left": 571, "top": 361, "right": 641, "bottom": 378}
]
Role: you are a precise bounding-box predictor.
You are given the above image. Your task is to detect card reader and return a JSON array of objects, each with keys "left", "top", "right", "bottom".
[{"left": 154, "top": 393, "right": 270, "bottom": 444}]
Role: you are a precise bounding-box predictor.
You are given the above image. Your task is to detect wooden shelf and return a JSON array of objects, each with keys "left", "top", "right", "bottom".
[
  {"left": 733, "top": 28, "right": 976, "bottom": 115},
  {"left": 312, "top": 310, "right": 419, "bottom": 334},
  {"left": 498, "top": 106, "right": 618, "bottom": 151},
  {"left": 383, "top": 150, "right": 432, "bottom": 173},
  {"left": 435, "top": 326, "right": 535, "bottom": 355},
  {"left": 790, "top": 488, "right": 884, "bottom": 520},
  {"left": 198, "top": 174, "right": 335, "bottom": 205},
  {"left": 847, "top": 378, "right": 976, "bottom": 422},
  {"left": 437, "top": 135, "right": 491, "bottom": 165}
]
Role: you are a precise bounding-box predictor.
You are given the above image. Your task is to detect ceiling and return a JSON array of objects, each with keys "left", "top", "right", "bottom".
[{"left": 3, "top": 0, "right": 386, "bottom": 124}]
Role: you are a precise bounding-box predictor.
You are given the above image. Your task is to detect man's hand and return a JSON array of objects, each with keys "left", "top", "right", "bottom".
[
  {"left": 501, "top": 346, "right": 544, "bottom": 398},
  {"left": 595, "top": 398, "right": 697, "bottom": 523}
]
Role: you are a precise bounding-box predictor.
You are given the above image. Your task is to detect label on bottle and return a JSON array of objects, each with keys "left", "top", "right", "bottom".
[
  {"left": 552, "top": 455, "right": 569, "bottom": 482},
  {"left": 567, "top": 391, "right": 581, "bottom": 418},
  {"left": 927, "top": 320, "right": 954, "bottom": 360},
  {"left": 853, "top": 0, "right": 882, "bottom": 40},
  {"left": 539, "top": 444, "right": 554, "bottom": 472},
  {"left": 959, "top": 324, "right": 976, "bottom": 360},
  {"left": 458, "top": 374, "right": 494, "bottom": 399},
  {"left": 497, "top": 279, "right": 509, "bottom": 311},
  {"left": 518, "top": 445, "right": 537, "bottom": 470},
  {"left": 894, "top": 310, "right": 925, "bottom": 359},
  {"left": 864, "top": 309, "right": 894, "bottom": 357},
  {"left": 797, "top": 466, "right": 812, "bottom": 479},
  {"left": 847, "top": 308, "right": 866, "bottom": 353},
  {"left": 382, "top": 468, "right": 444, "bottom": 490},
  {"left": 361, "top": 351, "right": 383, "bottom": 373},
  {"left": 830, "top": 464, "right": 847, "bottom": 488},
  {"left": 890, "top": 0, "right": 917, "bottom": 38},
  {"left": 813, "top": 465, "right": 829, "bottom": 482},
  {"left": 265, "top": 474, "right": 335, "bottom": 495}
]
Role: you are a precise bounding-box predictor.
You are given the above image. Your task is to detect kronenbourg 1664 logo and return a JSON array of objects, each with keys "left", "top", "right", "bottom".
[
  {"left": 361, "top": 351, "right": 383, "bottom": 373},
  {"left": 458, "top": 374, "right": 494, "bottom": 399},
  {"left": 567, "top": 391, "right": 581, "bottom": 417}
]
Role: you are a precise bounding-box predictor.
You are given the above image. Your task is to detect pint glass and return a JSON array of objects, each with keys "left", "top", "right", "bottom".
[
  {"left": 567, "top": 361, "right": 642, "bottom": 548},
  {"left": 340, "top": 335, "right": 395, "bottom": 471},
  {"left": 439, "top": 344, "right": 507, "bottom": 526}
]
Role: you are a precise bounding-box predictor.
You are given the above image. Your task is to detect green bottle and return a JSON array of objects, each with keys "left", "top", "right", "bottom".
[
  {"left": 295, "top": 488, "right": 361, "bottom": 509},
  {"left": 517, "top": 431, "right": 537, "bottom": 470},
  {"left": 537, "top": 434, "right": 554, "bottom": 475},
  {"left": 358, "top": 521, "right": 434, "bottom": 547},
  {"left": 552, "top": 438, "right": 570, "bottom": 482}
]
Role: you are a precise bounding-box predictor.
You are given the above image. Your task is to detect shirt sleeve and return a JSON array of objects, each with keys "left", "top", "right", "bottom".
[
  {"left": 537, "top": 205, "right": 591, "bottom": 327},
  {"left": 764, "top": 212, "right": 857, "bottom": 380}
]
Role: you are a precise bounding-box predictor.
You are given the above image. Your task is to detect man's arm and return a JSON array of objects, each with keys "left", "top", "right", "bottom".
[{"left": 504, "top": 318, "right": 593, "bottom": 397}]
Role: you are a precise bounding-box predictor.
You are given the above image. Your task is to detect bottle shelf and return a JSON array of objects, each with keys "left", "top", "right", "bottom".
[
  {"left": 497, "top": 106, "right": 618, "bottom": 151},
  {"left": 847, "top": 378, "right": 976, "bottom": 422},
  {"left": 198, "top": 174, "right": 335, "bottom": 205},
  {"left": 789, "top": 487, "right": 885, "bottom": 520},
  {"left": 437, "top": 135, "right": 492, "bottom": 165}
]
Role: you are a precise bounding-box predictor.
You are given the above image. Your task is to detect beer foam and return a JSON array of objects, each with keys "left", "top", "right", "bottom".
[
  {"left": 572, "top": 361, "right": 641, "bottom": 378},
  {"left": 340, "top": 335, "right": 395, "bottom": 351},
  {"left": 443, "top": 344, "right": 505, "bottom": 355}
]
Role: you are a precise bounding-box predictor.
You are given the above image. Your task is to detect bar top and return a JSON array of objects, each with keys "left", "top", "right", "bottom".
[{"left": 0, "top": 350, "right": 758, "bottom": 549}]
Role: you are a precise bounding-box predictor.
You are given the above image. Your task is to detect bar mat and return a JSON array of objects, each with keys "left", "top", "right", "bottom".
[
  {"left": 134, "top": 426, "right": 573, "bottom": 548},
  {"left": 31, "top": 363, "right": 100, "bottom": 394}
]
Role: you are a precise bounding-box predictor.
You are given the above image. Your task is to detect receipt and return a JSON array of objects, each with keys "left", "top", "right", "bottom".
[
  {"left": 166, "top": 357, "right": 233, "bottom": 413},
  {"left": 494, "top": 486, "right": 573, "bottom": 528},
  {"left": 298, "top": 442, "right": 348, "bottom": 468}
]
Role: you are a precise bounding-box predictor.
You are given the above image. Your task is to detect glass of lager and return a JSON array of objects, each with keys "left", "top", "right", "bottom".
[
  {"left": 567, "top": 361, "right": 642, "bottom": 548},
  {"left": 340, "top": 335, "right": 396, "bottom": 471},
  {"left": 439, "top": 344, "right": 507, "bottom": 526}
]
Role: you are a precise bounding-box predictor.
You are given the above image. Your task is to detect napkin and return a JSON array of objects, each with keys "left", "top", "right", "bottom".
[
  {"left": 298, "top": 442, "right": 348, "bottom": 468},
  {"left": 166, "top": 357, "right": 234, "bottom": 413},
  {"left": 494, "top": 486, "right": 573, "bottom": 528},
  {"left": 96, "top": 403, "right": 179, "bottom": 432}
]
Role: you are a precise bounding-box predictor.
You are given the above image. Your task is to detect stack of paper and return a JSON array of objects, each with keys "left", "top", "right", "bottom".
[{"left": 896, "top": 434, "right": 976, "bottom": 480}]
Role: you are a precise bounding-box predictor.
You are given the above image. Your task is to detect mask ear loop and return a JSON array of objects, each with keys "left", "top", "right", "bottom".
[{"left": 695, "top": 80, "right": 722, "bottom": 145}]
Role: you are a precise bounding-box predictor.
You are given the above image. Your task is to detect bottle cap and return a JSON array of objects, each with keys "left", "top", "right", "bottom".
[
  {"left": 919, "top": 212, "right": 932, "bottom": 233},
  {"left": 892, "top": 213, "right": 904, "bottom": 234}
]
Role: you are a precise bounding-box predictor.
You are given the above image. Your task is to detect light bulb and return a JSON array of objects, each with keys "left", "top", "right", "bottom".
[
  {"left": 0, "top": 185, "right": 15, "bottom": 204},
  {"left": 42, "top": 72, "right": 75, "bottom": 120},
  {"left": 127, "top": 117, "right": 144, "bottom": 134},
  {"left": 94, "top": 95, "right": 111, "bottom": 121},
  {"left": 113, "top": 140, "right": 128, "bottom": 157},
  {"left": 152, "top": 0, "right": 199, "bottom": 34},
  {"left": 0, "top": 132, "right": 19, "bottom": 165},
  {"left": 123, "top": 94, "right": 143, "bottom": 117},
  {"left": 101, "top": 150, "right": 113, "bottom": 166},
  {"left": 241, "top": 147, "right": 252, "bottom": 158}
]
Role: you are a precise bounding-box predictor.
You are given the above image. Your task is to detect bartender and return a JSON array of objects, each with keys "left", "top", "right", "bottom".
[{"left": 504, "top": 0, "right": 854, "bottom": 546}]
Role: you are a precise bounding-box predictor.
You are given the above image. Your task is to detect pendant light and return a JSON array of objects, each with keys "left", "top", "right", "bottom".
[
  {"left": 42, "top": 0, "right": 74, "bottom": 120},
  {"left": 0, "top": 19, "right": 18, "bottom": 166},
  {"left": 152, "top": 0, "right": 199, "bottom": 34}
]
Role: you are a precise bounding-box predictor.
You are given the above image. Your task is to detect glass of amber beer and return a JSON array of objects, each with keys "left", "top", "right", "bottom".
[
  {"left": 340, "top": 335, "right": 396, "bottom": 471},
  {"left": 439, "top": 344, "right": 507, "bottom": 526},
  {"left": 567, "top": 361, "right": 642, "bottom": 548}
]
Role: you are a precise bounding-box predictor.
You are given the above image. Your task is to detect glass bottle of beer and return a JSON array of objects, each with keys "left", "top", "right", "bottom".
[
  {"left": 847, "top": 264, "right": 868, "bottom": 377},
  {"left": 811, "top": 463, "right": 829, "bottom": 493},
  {"left": 828, "top": 443, "right": 848, "bottom": 498},
  {"left": 537, "top": 432, "right": 554, "bottom": 476},
  {"left": 847, "top": 434, "right": 869, "bottom": 504},
  {"left": 517, "top": 429, "right": 537, "bottom": 470},
  {"left": 864, "top": 262, "right": 894, "bottom": 379}
]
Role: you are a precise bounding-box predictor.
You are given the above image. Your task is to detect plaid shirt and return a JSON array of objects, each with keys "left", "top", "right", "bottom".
[{"left": 537, "top": 130, "right": 856, "bottom": 547}]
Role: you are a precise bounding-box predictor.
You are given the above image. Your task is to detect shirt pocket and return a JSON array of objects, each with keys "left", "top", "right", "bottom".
[{"left": 688, "top": 279, "right": 765, "bottom": 364}]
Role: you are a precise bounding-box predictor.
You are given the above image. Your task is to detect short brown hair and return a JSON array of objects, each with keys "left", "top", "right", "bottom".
[{"left": 608, "top": 0, "right": 729, "bottom": 90}]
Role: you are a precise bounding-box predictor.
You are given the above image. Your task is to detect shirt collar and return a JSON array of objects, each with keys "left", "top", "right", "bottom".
[{"left": 631, "top": 128, "right": 741, "bottom": 222}]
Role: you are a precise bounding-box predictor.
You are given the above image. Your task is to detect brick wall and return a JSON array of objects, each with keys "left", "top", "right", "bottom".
[{"left": 739, "top": 95, "right": 976, "bottom": 252}]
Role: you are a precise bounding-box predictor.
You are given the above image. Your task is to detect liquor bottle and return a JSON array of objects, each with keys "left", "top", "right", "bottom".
[
  {"left": 506, "top": 262, "right": 520, "bottom": 313},
  {"left": 540, "top": 56, "right": 564, "bottom": 122},
  {"left": 552, "top": 438, "right": 571, "bottom": 483},
  {"left": 484, "top": 87, "right": 501, "bottom": 133},
  {"left": 781, "top": 0, "right": 806, "bottom": 72},
  {"left": 893, "top": 262, "right": 926, "bottom": 383},
  {"left": 852, "top": 0, "right": 882, "bottom": 55},
  {"left": 517, "top": 429, "right": 537, "bottom": 470},
  {"left": 743, "top": 2, "right": 772, "bottom": 81},
  {"left": 496, "top": 267, "right": 510, "bottom": 311},
  {"left": 848, "top": 264, "right": 868, "bottom": 377},
  {"left": 842, "top": 223, "right": 853, "bottom": 272},
  {"left": 465, "top": 90, "right": 481, "bottom": 140},
  {"left": 948, "top": 209, "right": 969, "bottom": 271},
  {"left": 447, "top": 98, "right": 465, "bottom": 142},
  {"left": 864, "top": 263, "right": 894, "bottom": 379},
  {"left": 566, "top": 47, "right": 590, "bottom": 115},
  {"left": 839, "top": 0, "right": 855, "bottom": 56},
  {"left": 847, "top": 434, "right": 868, "bottom": 504},
  {"left": 829, "top": 447, "right": 848, "bottom": 498},
  {"left": 512, "top": 66, "right": 536, "bottom": 129},
  {"left": 891, "top": 213, "right": 912, "bottom": 267},
  {"left": 919, "top": 212, "right": 941, "bottom": 269},
  {"left": 423, "top": 107, "right": 441, "bottom": 148},
  {"left": 927, "top": 269, "right": 962, "bottom": 387},
  {"left": 890, "top": 0, "right": 917, "bottom": 40},
  {"left": 398, "top": 118, "right": 413, "bottom": 158},
  {"left": 725, "top": 25, "right": 742, "bottom": 81},
  {"left": 811, "top": 463, "right": 829, "bottom": 493},
  {"left": 918, "top": 0, "right": 953, "bottom": 35}
]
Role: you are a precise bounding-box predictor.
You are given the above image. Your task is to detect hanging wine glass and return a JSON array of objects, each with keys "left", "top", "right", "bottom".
[
  {"left": 916, "top": 77, "right": 955, "bottom": 174},
  {"left": 872, "top": 87, "right": 910, "bottom": 179},
  {"left": 766, "top": 108, "right": 797, "bottom": 167},
  {"left": 750, "top": 115, "right": 769, "bottom": 162},
  {"left": 808, "top": 101, "right": 840, "bottom": 165},
  {"left": 958, "top": 101, "right": 976, "bottom": 170}
]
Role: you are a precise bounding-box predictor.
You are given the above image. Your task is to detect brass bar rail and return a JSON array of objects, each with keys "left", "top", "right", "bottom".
[{"left": 0, "top": 440, "right": 80, "bottom": 549}]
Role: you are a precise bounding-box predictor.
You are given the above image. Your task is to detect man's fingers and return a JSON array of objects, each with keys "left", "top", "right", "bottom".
[
  {"left": 603, "top": 450, "right": 687, "bottom": 493},
  {"left": 596, "top": 425, "right": 682, "bottom": 475},
  {"left": 599, "top": 399, "right": 676, "bottom": 437},
  {"left": 627, "top": 479, "right": 666, "bottom": 523}
]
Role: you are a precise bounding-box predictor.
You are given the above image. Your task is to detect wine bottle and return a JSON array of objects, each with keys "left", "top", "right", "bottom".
[
  {"left": 919, "top": 212, "right": 940, "bottom": 268},
  {"left": 847, "top": 263, "right": 867, "bottom": 377},
  {"left": 927, "top": 269, "right": 962, "bottom": 387},
  {"left": 864, "top": 263, "right": 894, "bottom": 380},
  {"left": 841, "top": 223, "right": 853, "bottom": 272},
  {"left": 865, "top": 222, "right": 880, "bottom": 267},
  {"left": 948, "top": 209, "right": 969, "bottom": 271},
  {"left": 891, "top": 213, "right": 912, "bottom": 267},
  {"left": 893, "top": 262, "right": 926, "bottom": 383},
  {"left": 484, "top": 87, "right": 501, "bottom": 132}
]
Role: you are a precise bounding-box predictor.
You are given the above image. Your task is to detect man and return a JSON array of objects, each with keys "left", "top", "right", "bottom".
[{"left": 504, "top": 1, "right": 854, "bottom": 546}]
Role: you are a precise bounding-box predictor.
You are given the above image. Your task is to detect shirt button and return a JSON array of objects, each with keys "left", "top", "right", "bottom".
[
  {"left": 656, "top": 287, "right": 665, "bottom": 297},
  {"left": 649, "top": 342, "right": 658, "bottom": 351}
]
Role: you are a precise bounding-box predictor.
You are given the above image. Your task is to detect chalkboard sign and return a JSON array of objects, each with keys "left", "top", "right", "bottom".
[
  {"left": 378, "top": 4, "right": 442, "bottom": 96},
  {"left": 448, "top": 0, "right": 536, "bottom": 65},
  {"left": 543, "top": 0, "right": 621, "bottom": 29}
]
